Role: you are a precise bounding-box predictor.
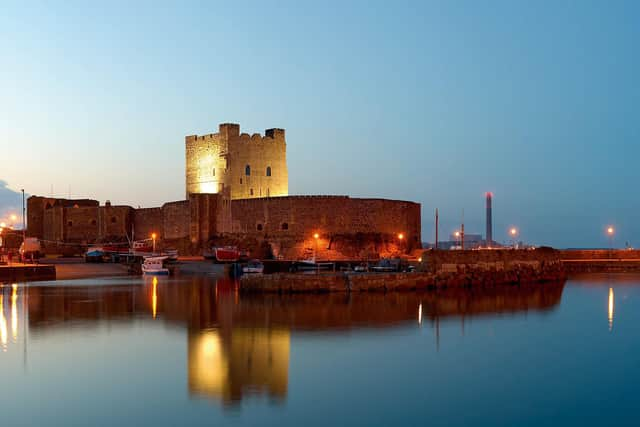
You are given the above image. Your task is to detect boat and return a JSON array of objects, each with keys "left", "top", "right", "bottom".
[
  {"left": 289, "top": 258, "right": 334, "bottom": 272},
  {"left": 213, "top": 246, "right": 240, "bottom": 263},
  {"left": 165, "top": 249, "right": 178, "bottom": 261},
  {"left": 131, "top": 240, "right": 154, "bottom": 257},
  {"left": 242, "top": 259, "right": 264, "bottom": 274},
  {"left": 142, "top": 256, "right": 170, "bottom": 275},
  {"left": 85, "top": 246, "right": 105, "bottom": 263}
]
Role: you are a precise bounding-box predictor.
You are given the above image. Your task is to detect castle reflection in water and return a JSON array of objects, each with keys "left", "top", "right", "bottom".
[{"left": 0, "top": 277, "right": 567, "bottom": 404}]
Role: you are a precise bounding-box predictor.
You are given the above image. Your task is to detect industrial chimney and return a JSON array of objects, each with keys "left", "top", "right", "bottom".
[{"left": 486, "top": 192, "right": 493, "bottom": 248}]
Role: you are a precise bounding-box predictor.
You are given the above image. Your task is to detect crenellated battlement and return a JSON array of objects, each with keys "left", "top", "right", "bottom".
[{"left": 186, "top": 123, "right": 286, "bottom": 143}]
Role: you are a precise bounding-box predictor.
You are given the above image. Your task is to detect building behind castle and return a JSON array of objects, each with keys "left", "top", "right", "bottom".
[{"left": 27, "top": 122, "right": 421, "bottom": 259}]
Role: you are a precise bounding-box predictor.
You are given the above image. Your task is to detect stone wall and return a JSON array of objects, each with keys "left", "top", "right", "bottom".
[
  {"left": 133, "top": 208, "right": 163, "bottom": 242},
  {"left": 28, "top": 192, "right": 422, "bottom": 259},
  {"left": 64, "top": 206, "right": 99, "bottom": 241},
  {"left": 185, "top": 123, "right": 288, "bottom": 199},
  {"left": 559, "top": 249, "right": 640, "bottom": 260},
  {"left": 229, "top": 196, "right": 421, "bottom": 259},
  {"left": 28, "top": 196, "right": 98, "bottom": 239},
  {"left": 420, "top": 248, "right": 562, "bottom": 273},
  {"left": 163, "top": 200, "right": 190, "bottom": 240}
]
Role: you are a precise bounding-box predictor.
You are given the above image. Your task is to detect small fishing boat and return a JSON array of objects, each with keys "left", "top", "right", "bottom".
[
  {"left": 289, "top": 258, "right": 334, "bottom": 272},
  {"left": 131, "top": 240, "right": 154, "bottom": 257},
  {"left": 142, "top": 256, "right": 170, "bottom": 275},
  {"left": 242, "top": 259, "right": 264, "bottom": 274},
  {"left": 214, "top": 246, "right": 241, "bottom": 263},
  {"left": 85, "top": 246, "right": 105, "bottom": 263}
]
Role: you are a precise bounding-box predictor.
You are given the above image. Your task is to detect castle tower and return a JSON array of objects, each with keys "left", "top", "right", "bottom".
[{"left": 185, "top": 123, "right": 288, "bottom": 200}]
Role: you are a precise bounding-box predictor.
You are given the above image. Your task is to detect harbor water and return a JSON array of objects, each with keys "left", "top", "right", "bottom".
[{"left": 0, "top": 274, "right": 637, "bottom": 426}]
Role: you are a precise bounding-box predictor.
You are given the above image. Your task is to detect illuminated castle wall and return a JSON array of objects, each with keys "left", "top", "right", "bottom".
[{"left": 185, "top": 123, "right": 288, "bottom": 199}]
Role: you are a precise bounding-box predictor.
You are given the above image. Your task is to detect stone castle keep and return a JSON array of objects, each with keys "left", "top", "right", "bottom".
[
  {"left": 28, "top": 123, "right": 421, "bottom": 259},
  {"left": 186, "top": 123, "right": 288, "bottom": 199}
]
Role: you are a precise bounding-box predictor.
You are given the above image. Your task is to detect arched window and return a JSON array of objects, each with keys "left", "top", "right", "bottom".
[
  {"left": 266, "top": 166, "right": 272, "bottom": 177},
  {"left": 257, "top": 224, "right": 263, "bottom": 231},
  {"left": 250, "top": 188, "right": 254, "bottom": 196},
  {"left": 245, "top": 165, "right": 251, "bottom": 176},
  {"left": 111, "top": 217, "right": 117, "bottom": 224},
  {"left": 281, "top": 222, "right": 289, "bottom": 230},
  {"left": 67, "top": 221, "right": 73, "bottom": 227},
  {"left": 212, "top": 167, "right": 215, "bottom": 177}
]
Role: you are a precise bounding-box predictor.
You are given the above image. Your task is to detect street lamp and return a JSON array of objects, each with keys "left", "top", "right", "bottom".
[
  {"left": 151, "top": 233, "right": 157, "bottom": 254},
  {"left": 313, "top": 233, "right": 319, "bottom": 270},
  {"left": 606, "top": 226, "right": 615, "bottom": 256},
  {"left": 454, "top": 231, "right": 461, "bottom": 248},
  {"left": 397, "top": 233, "right": 404, "bottom": 240},
  {"left": 509, "top": 227, "right": 518, "bottom": 248}
]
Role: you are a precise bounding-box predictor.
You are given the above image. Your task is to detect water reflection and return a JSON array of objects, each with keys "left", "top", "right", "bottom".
[
  {"left": 6, "top": 278, "right": 565, "bottom": 405},
  {"left": 11, "top": 284, "right": 18, "bottom": 342},
  {"left": 152, "top": 277, "right": 158, "bottom": 319},
  {"left": 0, "top": 292, "right": 7, "bottom": 350},
  {"left": 609, "top": 287, "right": 614, "bottom": 331},
  {"left": 189, "top": 328, "right": 289, "bottom": 403}
]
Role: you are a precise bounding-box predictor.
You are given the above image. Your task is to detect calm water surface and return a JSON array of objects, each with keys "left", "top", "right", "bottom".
[{"left": 0, "top": 274, "right": 637, "bottom": 426}]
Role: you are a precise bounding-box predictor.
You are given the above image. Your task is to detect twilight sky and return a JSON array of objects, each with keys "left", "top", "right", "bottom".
[{"left": 1, "top": 0, "right": 638, "bottom": 248}]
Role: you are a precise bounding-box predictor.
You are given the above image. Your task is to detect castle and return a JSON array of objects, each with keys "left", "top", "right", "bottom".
[
  {"left": 186, "top": 123, "right": 288, "bottom": 199},
  {"left": 27, "top": 123, "right": 421, "bottom": 259}
]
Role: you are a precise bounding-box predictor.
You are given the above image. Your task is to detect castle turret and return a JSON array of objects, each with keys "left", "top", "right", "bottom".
[
  {"left": 219, "top": 123, "right": 240, "bottom": 139},
  {"left": 265, "top": 128, "right": 285, "bottom": 140}
]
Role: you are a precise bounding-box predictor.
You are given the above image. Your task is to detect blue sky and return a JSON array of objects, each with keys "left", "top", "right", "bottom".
[{"left": 0, "top": 0, "right": 638, "bottom": 247}]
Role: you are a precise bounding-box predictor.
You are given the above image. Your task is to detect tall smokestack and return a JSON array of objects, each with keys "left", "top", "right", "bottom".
[{"left": 486, "top": 192, "right": 493, "bottom": 248}]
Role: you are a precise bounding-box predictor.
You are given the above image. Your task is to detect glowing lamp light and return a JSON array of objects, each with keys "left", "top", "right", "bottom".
[
  {"left": 313, "top": 233, "right": 319, "bottom": 239},
  {"left": 454, "top": 231, "right": 460, "bottom": 237},
  {"left": 0, "top": 222, "right": 5, "bottom": 228},
  {"left": 607, "top": 227, "right": 615, "bottom": 236},
  {"left": 151, "top": 233, "right": 157, "bottom": 240},
  {"left": 510, "top": 227, "right": 518, "bottom": 236},
  {"left": 9, "top": 214, "right": 17, "bottom": 222},
  {"left": 397, "top": 233, "right": 404, "bottom": 240}
]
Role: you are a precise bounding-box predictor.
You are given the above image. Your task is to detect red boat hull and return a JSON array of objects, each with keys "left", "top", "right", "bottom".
[{"left": 214, "top": 247, "right": 240, "bottom": 262}]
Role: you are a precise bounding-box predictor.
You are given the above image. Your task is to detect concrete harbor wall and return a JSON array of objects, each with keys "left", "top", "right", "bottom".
[
  {"left": 240, "top": 249, "right": 566, "bottom": 293},
  {"left": 0, "top": 265, "right": 56, "bottom": 282},
  {"left": 559, "top": 249, "right": 640, "bottom": 260},
  {"left": 559, "top": 249, "right": 640, "bottom": 272}
]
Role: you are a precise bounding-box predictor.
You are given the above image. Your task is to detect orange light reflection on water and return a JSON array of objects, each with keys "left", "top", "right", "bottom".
[
  {"left": 11, "top": 284, "right": 18, "bottom": 341},
  {"left": 608, "top": 287, "right": 614, "bottom": 331},
  {"left": 152, "top": 277, "right": 158, "bottom": 319},
  {"left": 0, "top": 293, "right": 7, "bottom": 351}
]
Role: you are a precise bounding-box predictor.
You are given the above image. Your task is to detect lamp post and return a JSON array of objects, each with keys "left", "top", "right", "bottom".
[
  {"left": 454, "top": 231, "right": 461, "bottom": 249},
  {"left": 151, "top": 233, "right": 157, "bottom": 254},
  {"left": 607, "top": 226, "right": 615, "bottom": 258},
  {"left": 509, "top": 227, "right": 518, "bottom": 249},
  {"left": 313, "top": 233, "right": 319, "bottom": 273},
  {"left": 22, "top": 189, "right": 26, "bottom": 260}
]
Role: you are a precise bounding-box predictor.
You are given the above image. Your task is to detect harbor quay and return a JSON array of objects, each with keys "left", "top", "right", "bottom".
[
  {"left": 0, "top": 263, "right": 56, "bottom": 282},
  {"left": 239, "top": 249, "right": 567, "bottom": 293}
]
